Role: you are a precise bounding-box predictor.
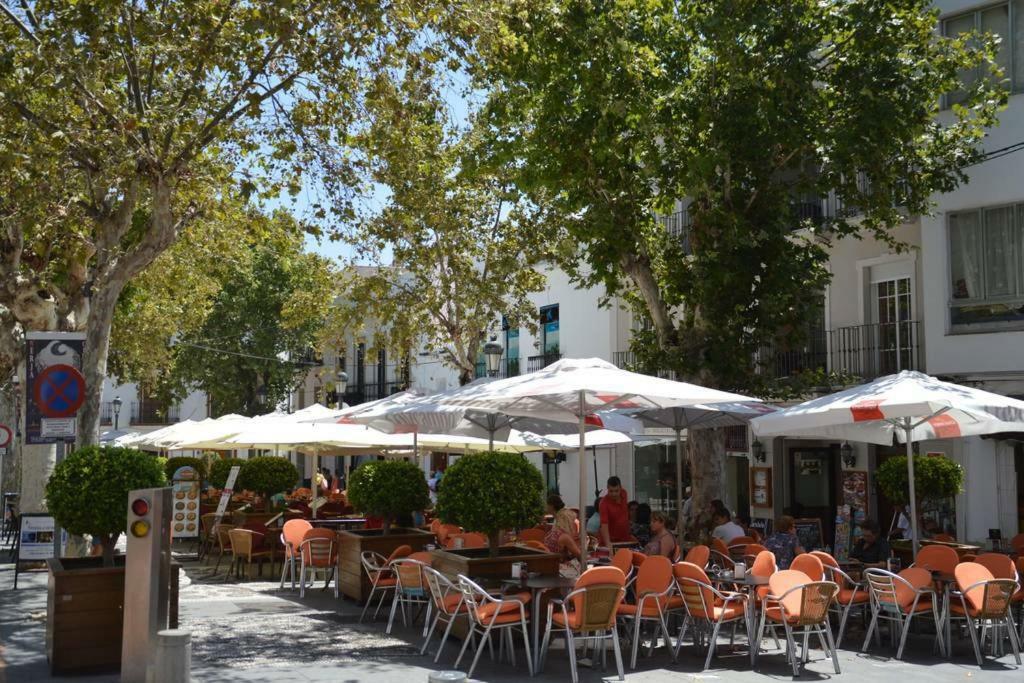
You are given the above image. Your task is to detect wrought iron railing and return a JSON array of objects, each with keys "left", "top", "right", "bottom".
[
  {"left": 612, "top": 351, "right": 678, "bottom": 380},
  {"left": 100, "top": 401, "right": 113, "bottom": 425},
  {"left": 474, "top": 357, "right": 521, "bottom": 379},
  {"left": 527, "top": 353, "right": 562, "bottom": 373},
  {"left": 130, "top": 399, "right": 180, "bottom": 425},
  {"left": 342, "top": 381, "right": 407, "bottom": 406}
]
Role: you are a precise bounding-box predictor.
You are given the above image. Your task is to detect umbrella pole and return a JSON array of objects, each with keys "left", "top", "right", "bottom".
[
  {"left": 904, "top": 418, "right": 919, "bottom": 557},
  {"left": 577, "top": 390, "right": 587, "bottom": 565},
  {"left": 675, "top": 429, "right": 684, "bottom": 540}
]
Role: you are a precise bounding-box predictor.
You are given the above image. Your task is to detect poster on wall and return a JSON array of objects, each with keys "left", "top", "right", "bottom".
[
  {"left": 24, "top": 332, "right": 86, "bottom": 445},
  {"left": 171, "top": 466, "right": 201, "bottom": 539},
  {"left": 835, "top": 470, "right": 868, "bottom": 559}
]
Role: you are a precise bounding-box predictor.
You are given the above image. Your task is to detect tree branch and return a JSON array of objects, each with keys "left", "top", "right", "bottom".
[{"left": 0, "top": 1, "right": 38, "bottom": 43}]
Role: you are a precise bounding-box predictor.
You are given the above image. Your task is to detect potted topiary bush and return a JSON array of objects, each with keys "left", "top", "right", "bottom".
[
  {"left": 235, "top": 456, "right": 299, "bottom": 511},
  {"left": 877, "top": 454, "right": 964, "bottom": 507},
  {"left": 209, "top": 456, "right": 247, "bottom": 489},
  {"left": 335, "top": 460, "right": 434, "bottom": 602},
  {"left": 164, "top": 455, "right": 207, "bottom": 482},
  {"left": 347, "top": 459, "right": 430, "bottom": 534},
  {"left": 43, "top": 445, "right": 166, "bottom": 674}
]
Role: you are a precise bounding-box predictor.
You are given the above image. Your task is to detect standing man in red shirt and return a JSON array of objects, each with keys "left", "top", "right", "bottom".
[{"left": 599, "top": 476, "right": 632, "bottom": 547}]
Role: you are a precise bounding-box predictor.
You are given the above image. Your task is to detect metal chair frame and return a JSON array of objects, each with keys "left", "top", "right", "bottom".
[
  {"left": 755, "top": 580, "right": 841, "bottom": 677},
  {"left": 420, "top": 566, "right": 468, "bottom": 662},
  {"left": 454, "top": 575, "right": 533, "bottom": 679},
  {"left": 946, "top": 578, "right": 1021, "bottom": 666},
  {"left": 386, "top": 558, "right": 431, "bottom": 634},
  {"left": 861, "top": 568, "right": 946, "bottom": 660},
  {"left": 298, "top": 535, "right": 336, "bottom": 599},
  {"left": 674, "top": 573, "right": 750, "bottom": 670},
  {"left": 539, "top": 583, "right": 627, "bottom": 683},
  {"left": 359, "top": 550, "right": 397, "bottom": 622},
  {"left": 822, "top": 563, "right": 867, "bottom": 648},
  {"left": 617, "top": 573, "right": 676, "bottom": 669}
]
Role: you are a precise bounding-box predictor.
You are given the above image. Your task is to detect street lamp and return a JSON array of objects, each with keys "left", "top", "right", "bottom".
[
  {"left": 337, "top": 371, "right": 349, "bottom": 396},
  {"left": 751, "top": 439, "right": 766, "bottom": 464},
  {"left": 256, "top": 384, "right": 267, "bottom": 407},
  {"left": 840, "top": 441, "right": 856, "bottom": 468},
  {"left": 112, "top": 396, "right": 123, "bottom": 430},
  {"left": 483, "top": 339, "right": 504, "bottom": 378}
]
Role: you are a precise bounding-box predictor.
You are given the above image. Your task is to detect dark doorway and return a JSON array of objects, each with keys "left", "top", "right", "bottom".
[{"left": 788, "top": 446, "right": 838, "bottom": 549}]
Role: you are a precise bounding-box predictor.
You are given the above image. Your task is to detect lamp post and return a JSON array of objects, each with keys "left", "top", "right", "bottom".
[
  {"left": 112, "top": 396, "right": 123, "bottom": 431},
  {"left": 751, "top": 439, "right": 766, "bottom": 464},
  {"left": 483, "top": 339, "right": 503, "bottom": 378},
  {"left": 840, "top": 441, "right": 856, "bottom": 468},
  {"left": 336, "top": 371, "right": 348, "bottom": 401}
]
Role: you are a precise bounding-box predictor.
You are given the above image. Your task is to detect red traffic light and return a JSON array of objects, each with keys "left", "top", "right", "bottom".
[{"left": 131, "top": 498, "right": 150, "bottom": 517}]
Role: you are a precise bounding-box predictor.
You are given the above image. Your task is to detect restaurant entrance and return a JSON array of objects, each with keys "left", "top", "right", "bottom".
[{"left": 788, "top": 446, "right": 838, "bottom": 549}]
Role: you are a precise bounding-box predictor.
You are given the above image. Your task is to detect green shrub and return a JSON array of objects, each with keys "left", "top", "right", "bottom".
[
  {"left": 877, "top": 454, "right": 964, "bottom": 506},
  {"left": 236, "top": 456, "right": 299, "bottom": 503},
  {"left": 45, "top": 445, "right": 166, "bottom": 565},
  {"left": 347, "top": 460, "right": 430, "bottom": 534},
  {"left": 209, "top": 457, "right": 246, "bottom": 489},
  {"left": 436, "top": 452, "right": 544, "bottom": 556},
  {"left": 164, "top": 456, "right": 207, "bottom": 481}
]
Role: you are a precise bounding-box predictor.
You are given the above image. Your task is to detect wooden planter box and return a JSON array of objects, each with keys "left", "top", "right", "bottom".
[
  {"left": 430, "top": 545, "right": 560, "bottom": 582},
  {"left": 46, "top": 556, "right": 126, "bottom": 675},
  {"left": 336, "top": 527, "right": 434, "bottom": 602}
]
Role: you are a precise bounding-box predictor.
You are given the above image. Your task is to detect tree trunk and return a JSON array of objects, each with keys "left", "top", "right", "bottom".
[
  {"left": 688, "top": 427, "right": 726, "bottom": 537},
  {"left": 101, "top": 533, "right": 115, "bottom": 568},
  {"left": 488, "top": 530, "right": 501, "bottom": 557},
  {"left": 77, "top": 278, "right": 126, "bottom": 448},
  {"left": 382, "top": 515, "right": 392, "bottom": 535},
  {"left": 619, "top": 252, "right": 675, "bottom": 348}
]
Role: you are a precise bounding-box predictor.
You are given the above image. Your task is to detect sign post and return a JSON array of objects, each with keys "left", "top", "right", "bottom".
[
  {"left": 25, "top": 332, "right": 86, "bottom": 560},
  {"left": 0, "top": 424, "right": 10, "bottom": 516},
  {"left": 212, "top": 465, "right": 241, "bottom": 529}
]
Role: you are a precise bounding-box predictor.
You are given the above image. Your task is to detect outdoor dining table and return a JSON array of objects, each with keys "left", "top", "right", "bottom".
[
  {"left": 710, "top": 571, "right": 769, "bottom": 662},
  {"left": 501, "top": 574, "right": 578, "bottom": 671}
]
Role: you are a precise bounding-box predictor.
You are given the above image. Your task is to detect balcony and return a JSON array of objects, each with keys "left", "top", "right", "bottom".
[
  {"left": 612, "top": 351, "right": 678, "bottom": 380},
  {"left": 527, "top": 353, "right": 562, "bottom": 373},
  {"left": 758, "top": 321, "right": 922, "bottom": 382},
  {"left": 342, "top": 381, "right": 407, "bottom": 406},
  {"left": 474, "top": 357, "right": 522, "bottom": 379},
  {"left": 130, "top": 399, "right": 180, "bottom": 426}
]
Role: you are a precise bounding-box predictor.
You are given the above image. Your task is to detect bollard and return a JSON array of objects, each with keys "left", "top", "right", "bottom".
[
  {"left": 146, "top": 629, "right": 191, "bottom": 683},
  {"left": 428, "top": 672, "right": 467, "bottom": 683}
]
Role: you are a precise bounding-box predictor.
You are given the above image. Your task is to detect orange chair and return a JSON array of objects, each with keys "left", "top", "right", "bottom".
[
  {"left": 948, "top": 561, "right": 1021, "bottom": 665},
  {"left": 710, "top": 538, "right": 735, "bottom": 571},
  {"left": 616, "top": 555, "right": 676, "bottom": 669},
  {"left": 973, "top": 552, "right": 1016, "bottom": 580},
  {"left": 742, "top": 543, "right": 767, "bottom": 564},
  {"left": 631, "top": 551, "right": 648, "bottom": 567},
  {"left": 278, "top": 518, "right": 313, "bottom": 590},
  {"left": 386, "top": 552, "right": 434, "bottom": 635},
  {"left": 1010, "top": 533, "right": 1024, "bottom": 555},
  {"left": 518, "top": 528, "right": 547, "bottom": 544},
  {"left": 684, "top": 545, "right": 710, "bottom": 569},
  {"left": 790, "top": 553, "right": 824, "bottom": 582},
  {"left": 673, "top": 561, "right": 749, "bottom": 671},
  {"left": 861, "top": 567, "right": 945, "bottom": 660},
  {"left": 811, "top": 550, "right": 867, "bottom": 648},
  {"left": 420, "top": 565, "right": 469, "bottom": 661},
  {"left": 298, "top": 528, "right": 337, "bottom": 598},
  {"left": 435, "top": 523, "right": 461, "bottom": 546},
  {"left": 455, "top": 576, "right": 533, "bottom": 678},
  {"left": 728, "top": 535, "right": 755, "bottom": 548},
  {"left": 610, "top": 548, "right": 635, "bottom": 581},
  {"left": 539, "top": 566, "right": 628, "bottom": 683},
  {"left": 727, "top": 536, "right": 755, "bottom": 562},
  {"left": 446, "top": 532, "right": 488, "bottom": 549},
  {"left": 755, "top": 569, "right": 841, "bottom": 676},
  {"left": 359, "top": 545, "right": 411, "bottom": 622},
  {"left": 913, "top": 544, "right": 959, "bottom": 576}
]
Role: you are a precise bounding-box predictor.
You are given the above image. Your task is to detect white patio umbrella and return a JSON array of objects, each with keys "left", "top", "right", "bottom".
[
  {"left": 131, "top": 418, "right": 213, "bottom": 450},
  {"left": 161, "top": 414, "right": 253, "bottom": 451},
  {"left": 750, "top": 370, "right": 1024, "bottom": 554},
  {"left": 398, "top": 357, "right": 757, "bottom": 561},
  {"left": 622, "top": 401, "right": 778, "bottom": 535}
]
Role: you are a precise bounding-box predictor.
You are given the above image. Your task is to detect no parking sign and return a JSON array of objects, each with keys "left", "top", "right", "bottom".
[{"left": 25, "top": 332, "right": 86, "bottom": 444}]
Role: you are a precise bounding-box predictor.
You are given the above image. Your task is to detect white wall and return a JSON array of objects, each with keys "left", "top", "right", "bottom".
[{"left": 99, "top": 379, "right": 208, "bottom": 429}]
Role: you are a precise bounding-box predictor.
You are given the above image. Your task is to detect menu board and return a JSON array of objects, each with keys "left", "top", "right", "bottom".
[
  {"left": 171, "top": 466, "right": 201, "bottom": 538},
  {"left": 17, "top": 514, "right": 66, "bottom": 560},
  {"left": 794, "top": 518, "right": 823, "bottom": 551}
]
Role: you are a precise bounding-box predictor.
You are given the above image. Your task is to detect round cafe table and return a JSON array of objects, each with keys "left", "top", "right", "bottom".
[
  {"left": 709, "top": 571, "right": 769, "bottom": 662},
  {"left": 501, "top": 574, "right": 578, "bottom": 670}
]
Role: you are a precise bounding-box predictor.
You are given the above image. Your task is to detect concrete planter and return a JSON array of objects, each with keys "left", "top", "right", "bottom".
[
  {"left": 45, "top": 556, "right": 126, "bottom": 675},
  {"left": 336, "top": 527, "right": 435, "bottom": 602}
]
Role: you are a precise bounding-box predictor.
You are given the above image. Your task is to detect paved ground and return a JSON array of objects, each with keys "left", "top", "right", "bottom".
[{"left": 1, "top": 553, "right": 1022, "bottom": 682}]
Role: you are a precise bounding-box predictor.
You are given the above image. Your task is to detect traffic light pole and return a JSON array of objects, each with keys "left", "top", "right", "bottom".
[{"left": 121, "top": 487, "right": 172, "bottom": 683}]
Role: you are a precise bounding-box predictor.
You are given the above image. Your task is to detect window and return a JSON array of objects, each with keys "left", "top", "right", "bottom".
[
  {"left": 540, "top": 305, "right": 559, "bottom": 355},
  {"left": 503, "top": 315, "right": 520, "bottom": 376},
  {"left": 948, "top": 204, "right": 1024, "bottom": 331},
  {"left": 942, "top": 2, "right": 1020, "bottom": 107},
  {"left": 875, "top": 277, "right": 915, "bottom": 373}
]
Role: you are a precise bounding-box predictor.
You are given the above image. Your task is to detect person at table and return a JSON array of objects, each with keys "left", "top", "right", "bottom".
[
  {"left": 547, "top": 494, "right": 577, "bottom": 535},
  {"left": 763, "top": 515, "right": 804, "bottom": 569},
  {"left": 711, "top": 507, "right": 746, "bottom": 544},
  {"left": 631, "top": 503, "right": 652, "bottom": 546},
  {"left": 849, "top": 519, "right": 890, "bottom": 568},
  {"left": 643, "top": 511, "right": 678, "bottom": 558},
  {"left": 599, "top": 476, "right": 632, "bottom": 547},
  {"left": 586, "top": 496, "right": 602, "bottom": 535}
]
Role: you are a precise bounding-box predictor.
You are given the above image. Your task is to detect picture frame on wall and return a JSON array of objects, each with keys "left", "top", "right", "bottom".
[{"left": 750, "top": 466, "right": 772, "bottom": 507}]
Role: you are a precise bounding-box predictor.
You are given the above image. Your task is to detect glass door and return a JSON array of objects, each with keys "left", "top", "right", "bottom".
[{"left": 875, "top": 277, "right": 914, "bottom": 375}]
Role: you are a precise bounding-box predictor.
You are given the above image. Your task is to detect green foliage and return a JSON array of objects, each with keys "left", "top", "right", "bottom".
[
  {"left": 209, "top": 458, "right": 247, "bottom": 489},
  {"left": 457, "top": 0, "right": 1004, "bottom": 396},
  {"left": 171, "top": 218, "right": 335, "bottom": 415},
  {"left": 164, "top": 456, "right": 207, "bottom": 482},
  {"left": 347, "top": 460, "right": 431, "bottom": 530},
  {"left": 45, "top": 446, "right": 166, "bottom": 557},
  {"left": 877, "top": 455, "right": 964, "bottom": 505},
  {"left": 435, "top": 452, "right": 544, "bottom": 540},
  {"left": 329, "top": 61, "right": 558, "bottom": 385},
  {"left": 235, "top": 456, "right": 299, "bottom": 497}
]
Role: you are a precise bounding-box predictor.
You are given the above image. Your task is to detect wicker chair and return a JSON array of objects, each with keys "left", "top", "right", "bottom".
[
  {"left": 947, "top": 562, "right": 1021, "bottom": 665},
  {"left": 539, "top": 566, "right": 627, "bottom": 683},
  {"left": 861, "top": 567, "right": 945, "bottom": 660},
  {"left": 211, "top": 523, "right": 236, "bottom": 576},
  {"left": 755, "top": 570, "right": 841, "bottom": 676},
  {"left": 226, "top": 528, "right": 273, "bottom": 581}
]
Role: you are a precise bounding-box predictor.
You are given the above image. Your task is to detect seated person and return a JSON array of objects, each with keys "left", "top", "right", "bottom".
[
  {"left": 543, "top": 515, "right": 582, "bottom": 578},
  {"left": 631, "top": 503, "right": 652, "bottom": 546},
  {"left": 643, "top": 511, "right": 678, "bottom": 558},
  {"left": 585, "top": 497, "right": 603, "bottom": 535},
  {"left": 763, "top": 515, "right": 804, "bottom": 569},
  {"left": 849, "top": 519, "right": 890, "bottom": 569},
  {"left": 711, "top": 507, "right": 746, "bottom": 544},
  {"left": 548, "top": 494, "right": 577, "bottom": 536},
  {"left": 599, "top": 476, "right": 633, "bottom": 547}
]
